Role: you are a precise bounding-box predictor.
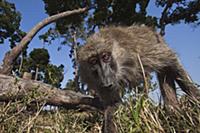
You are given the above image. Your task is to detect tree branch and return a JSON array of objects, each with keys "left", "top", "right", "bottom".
[
  {"left": 0, "top": 74, "right": 103, "bottom": 111},
  {"left": 159, "top": 0, "right": 200, "bottom": 35},
  {"left": 165, "top": 0, "right": 200, "bottom": 24},
  {"left": 0, "top": 7, "right": 88, "bottom": 75},
  {"left": 159, "top": 0, "right": 173, "bottom": 36}
]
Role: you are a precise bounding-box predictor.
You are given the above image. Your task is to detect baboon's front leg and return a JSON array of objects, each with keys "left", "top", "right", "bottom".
[
  {"left": 157, "top": 68, "right": 179, "bottom": 109},
  {"left": 102, "top": 105, "right": 117, "bottom": 133},
  {"left": 175, "top": 63, "right": 200, "bottom": 100},
  {"left": 99, "top": 89, "right": 120, "bottom": 133}
]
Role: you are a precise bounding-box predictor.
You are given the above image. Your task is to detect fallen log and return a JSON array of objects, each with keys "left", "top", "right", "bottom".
[{"left": 0, "top": 74, "right": 102, "bottom": 111}]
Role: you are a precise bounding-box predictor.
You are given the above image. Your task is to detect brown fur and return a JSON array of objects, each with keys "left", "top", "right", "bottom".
[{"left": 78, "top": 25, "right": 199, "bottom": 133}]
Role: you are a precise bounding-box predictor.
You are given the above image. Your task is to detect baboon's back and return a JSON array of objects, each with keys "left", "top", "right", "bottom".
[{"left": 86, "top": 25, "right": 178, "bottom": 72}]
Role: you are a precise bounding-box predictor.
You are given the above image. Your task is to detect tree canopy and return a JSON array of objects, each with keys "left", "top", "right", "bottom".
[
  {"left": 0, "top": 0, "right": 25, "bottom": 48},
  {"left": 42, "top": 0, "right": 200, "bottom": 40}
]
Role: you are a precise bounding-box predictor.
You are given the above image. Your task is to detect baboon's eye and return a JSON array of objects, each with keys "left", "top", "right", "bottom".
[
  {"left": 88, "top": 56, "right": 98, "bottom": 65},
  {"left": 101, "top": 52, "right": 111, "bottom": 62}
]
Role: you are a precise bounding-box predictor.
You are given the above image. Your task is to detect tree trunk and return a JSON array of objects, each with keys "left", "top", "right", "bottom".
[
  {"left": 72, "top": 31, "right": 80, "bottom": 92},
  {"left": 18, "top": 53, "right": 23, "bottom": 73},
  {"left": 35, "top": 66, "right": 39, "bottom": 81},
  {"left": 0, "top": 7, "right": 88, "bottom": 75},
  {"left": 0, "top": 74, "right": 103, "bottom": 110}
]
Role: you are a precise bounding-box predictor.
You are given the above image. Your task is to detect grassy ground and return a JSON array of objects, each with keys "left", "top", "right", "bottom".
[{"left": 0, "top": 93, "right": 200, "bottom": 133}]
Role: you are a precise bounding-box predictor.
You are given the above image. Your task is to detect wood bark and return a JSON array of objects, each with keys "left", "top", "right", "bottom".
[
  {"left": 72, "top": 31, "right": 80, "bottom": 92},
  {"left": 35, "top": 67, "right": 39, "bottom": 81},
  {"left": 0, "top": 7, "right": 88, "bottom": 75},
  {"left": 0, "top": 74, "right": 103, "bottom": 110}
]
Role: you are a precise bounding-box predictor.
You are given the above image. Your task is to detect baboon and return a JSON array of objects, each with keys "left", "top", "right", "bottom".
[{"left": 77, "top": 25, "right": 199, "bottom": 133}]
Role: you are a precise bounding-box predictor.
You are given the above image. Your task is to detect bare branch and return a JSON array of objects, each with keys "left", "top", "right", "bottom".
[
  {"left": 0, "top": 7, "right": 88, "bottom": 75},
  {"left": 72, "top": 31, "right": 80, "bottom": 92},
  {"left": 159, "top": 0, "right": 173, "bottom": 36},
  {"left": 159, "top": 0, "right": 200, "bottom": 35}
]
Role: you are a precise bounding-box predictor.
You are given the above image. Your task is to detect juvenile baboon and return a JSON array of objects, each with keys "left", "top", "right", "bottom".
[{"left": 77, "top": 25, "right": 199, "bottom": 133}]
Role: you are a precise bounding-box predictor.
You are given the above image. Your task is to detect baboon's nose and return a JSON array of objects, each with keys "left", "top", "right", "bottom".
[{"left": 101, "top": 83, "right": 113, "bottom": 89}]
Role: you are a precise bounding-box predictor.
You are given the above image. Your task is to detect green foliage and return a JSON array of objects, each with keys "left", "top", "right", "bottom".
[
  {"left": 44, "top": 64, "right": 64, "bottom": 88},
  {"left": 11, "top": 48, "right": 64, "bottom": 88},
  {"left": 40, "top": 0, "right": 90, "bottom": 45},
  {"left": 27, "top": 48, "right": 50, "bottom": 80},
  {"left": 65, "top": 79, "right": 76, "bottom": 90},
  {"left": 40, "top": 0, "right": 200, "bottom": 45},
  {"left": 92, "top": 0, "right": 156, "bottom": 26},
  {"left": 0, "top": 0, "right": 25, "bottom": 47},
  {"left": 38, "top": 28, "right": 60, "bottom": 45},
  {"left": 156, "top": 0, "right": 200, "bottom": 25},
  {"left": 15, "top": 48, "right": 64, "bottom": 87},
  {"left": 40, "top": 0, "right": 158, "bottom": 46},
  {"left": 43, "top": 0, "right": 90, "bottom": 30},
  {"left": 29, "top": 48, "right": 50, "bottom": 69}
]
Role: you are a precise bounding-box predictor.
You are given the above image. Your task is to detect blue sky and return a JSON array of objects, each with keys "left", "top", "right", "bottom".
[{"left": 0, "top": 0, "right": 200, "bottom": 90}]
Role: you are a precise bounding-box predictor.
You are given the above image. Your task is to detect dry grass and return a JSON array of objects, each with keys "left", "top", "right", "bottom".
[{"left": 0, "top": 90, "right": 200, "bottom": 133}]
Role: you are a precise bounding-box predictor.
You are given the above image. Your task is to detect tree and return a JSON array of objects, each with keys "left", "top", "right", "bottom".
[
  {"left": 0, "top": 0, "right": 26, "bottom": 47},
  {"left": 44, "top": 64, "right": 64, "bottom": 88},
  {"left": 42, "top": 0, "right": 200, "bottom": 39},
  {"left": 0, "top": 1, "right": 99, "bottom": 110},
  {"left": 156, "top": 0, "right": 200, "bottom": 35},
  {"left": 17, "top": 48, "right": 64, "bottom": 88},
  {"left": 29, "top": 48, "right": 50, "bottom": 80},
  {"left": 65, "top": 79, "right": 76, "bottom": 91},
  {"left": 41, "top": 0, "right": 157, "bottom": 43},
  {"left": 0, "top": 6, "right": 87, "bottom": 75},
  {"left": 0, "top": 0, "right": 27, "bottom": 76}
]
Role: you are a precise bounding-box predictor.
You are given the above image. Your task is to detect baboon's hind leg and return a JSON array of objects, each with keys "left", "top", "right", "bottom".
[
  {"left": 174, "top": 62, "right": 200, "bottom": 100},
  {"left": 157, "top": 67, "right": 179, "bottom": 109}
]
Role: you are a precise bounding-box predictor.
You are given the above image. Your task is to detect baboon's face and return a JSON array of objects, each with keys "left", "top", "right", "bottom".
[
  {"left": 86, "top": 51, "right": 118, "bottom": 90},
  {"left": 78, "top": 31, "right": 134, "bottom": 91}
]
